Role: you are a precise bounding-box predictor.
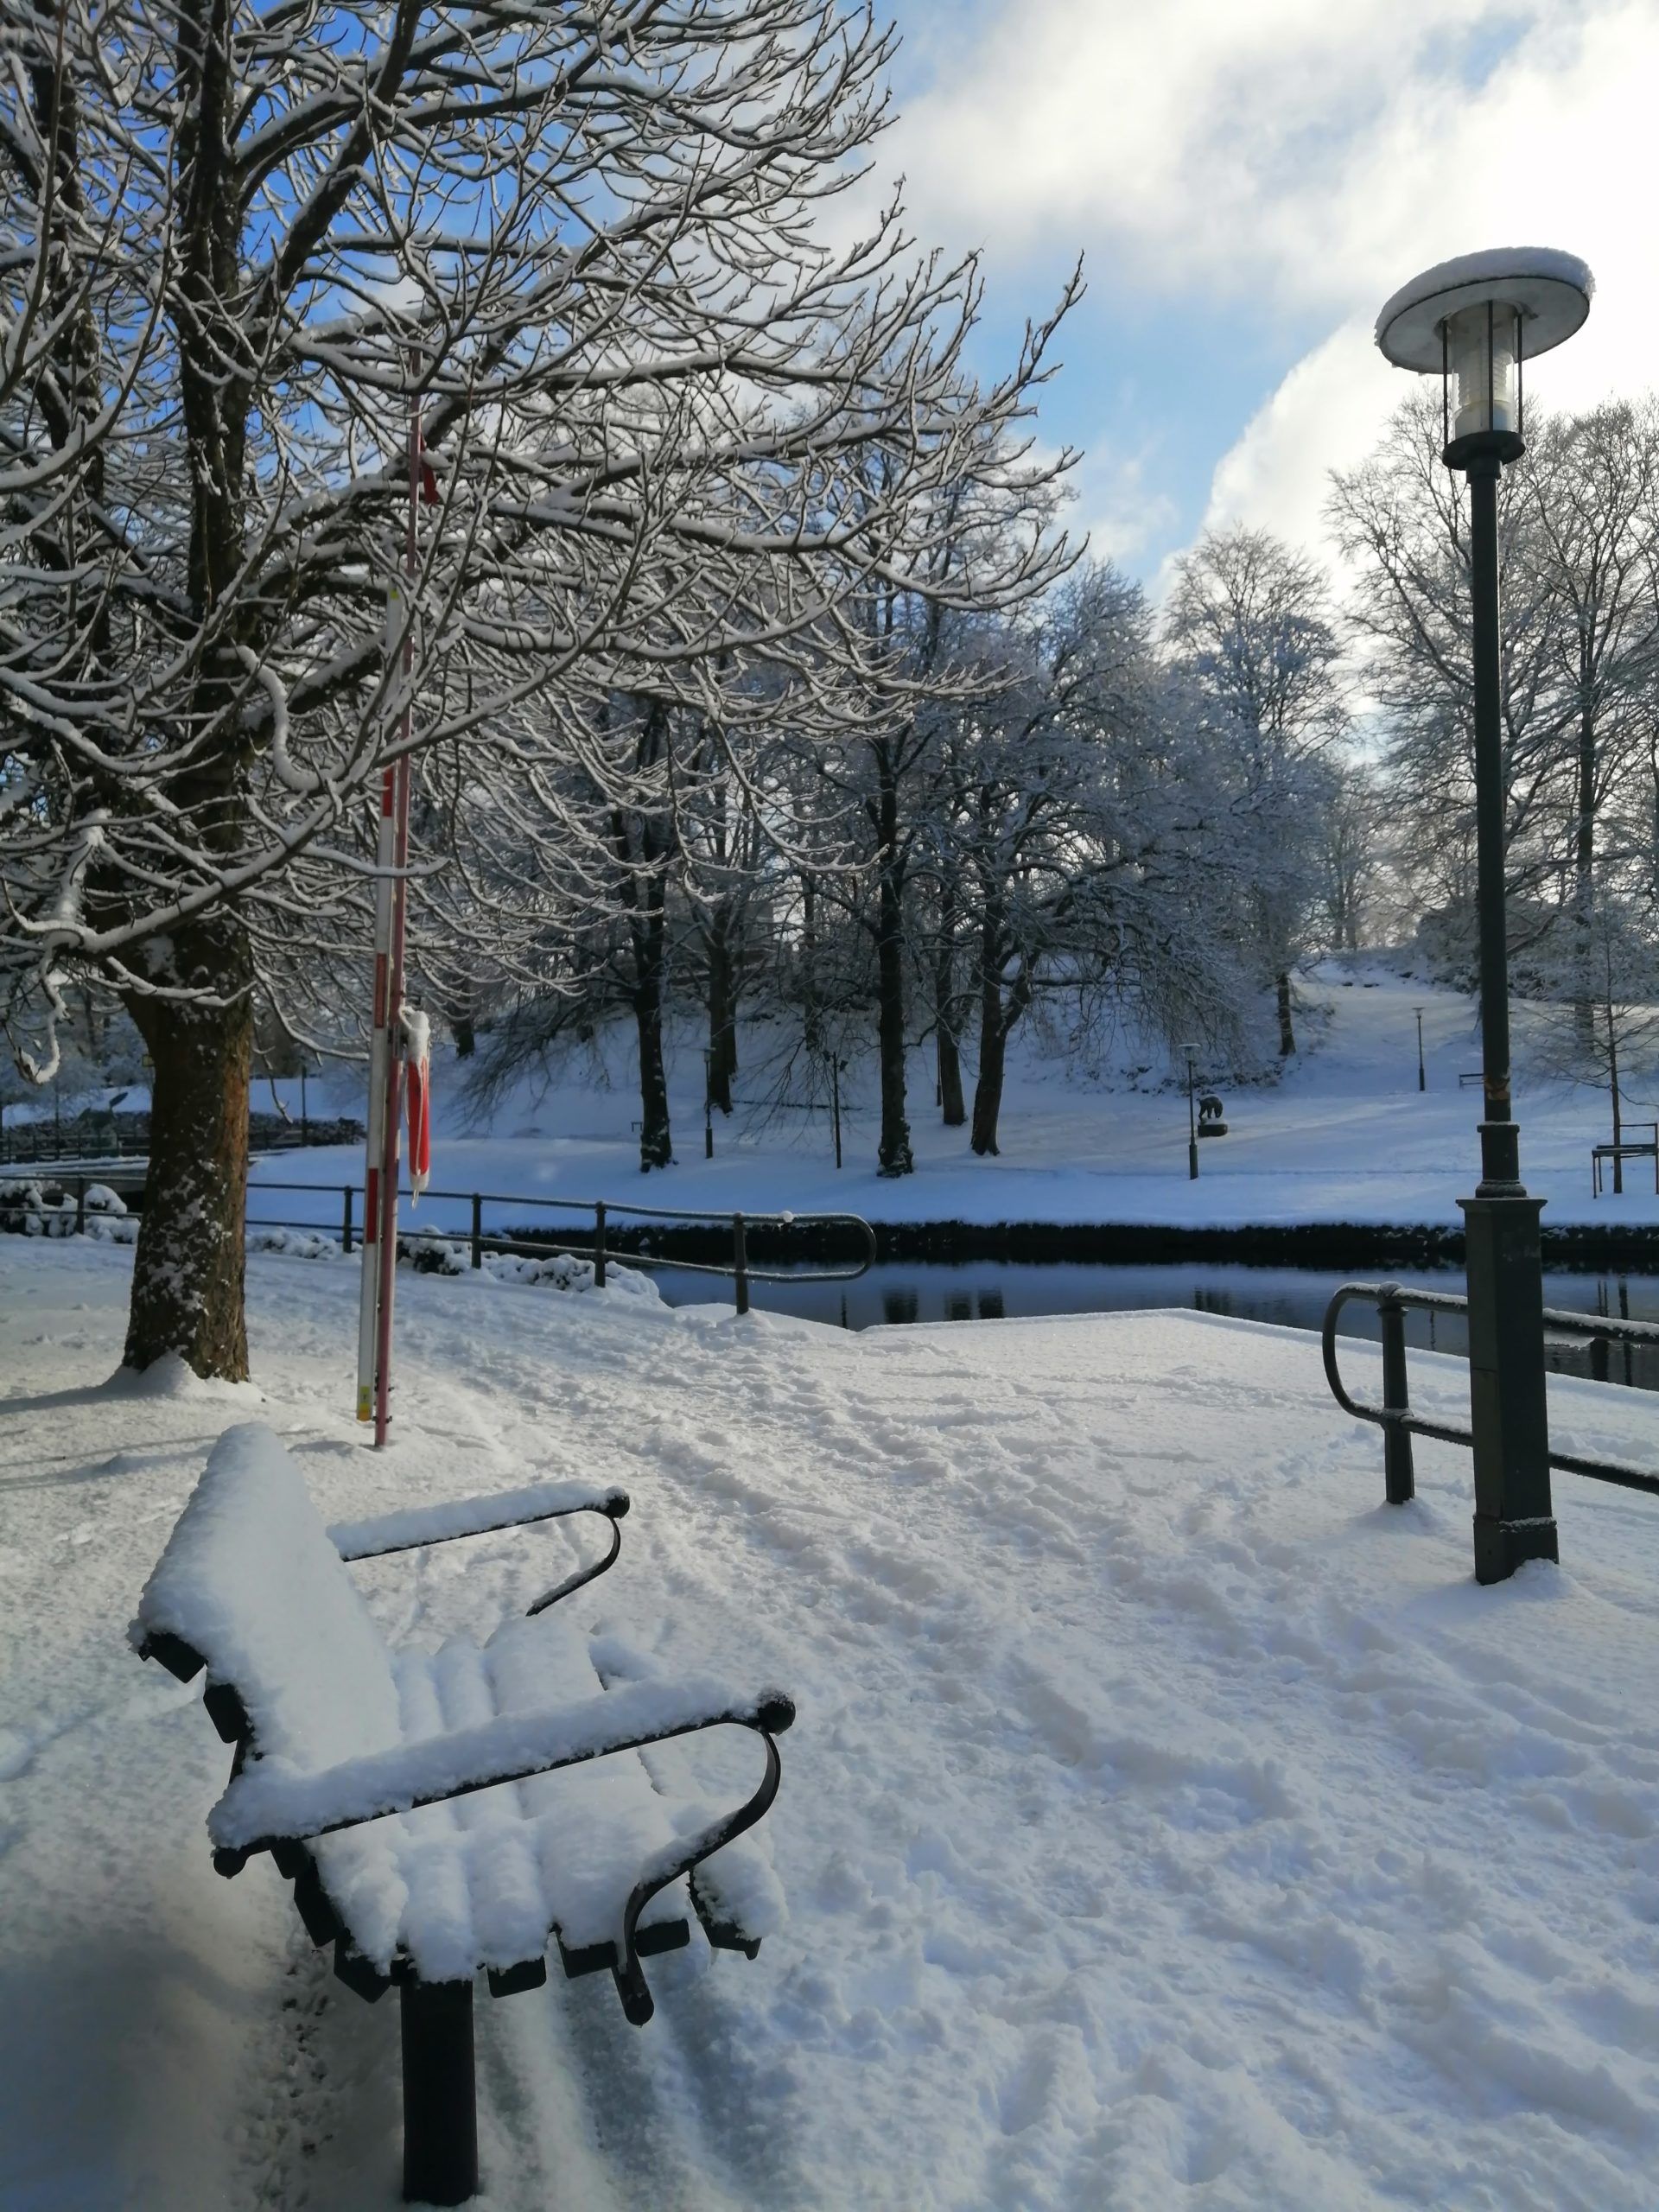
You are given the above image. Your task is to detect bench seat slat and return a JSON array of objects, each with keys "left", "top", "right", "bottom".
[{"left": 309, "top": 1618, "right": 696, "bottom": 1984}]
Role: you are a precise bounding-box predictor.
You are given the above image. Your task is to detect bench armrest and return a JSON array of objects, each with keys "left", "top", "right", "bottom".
[
  {"left": 328, "top": 1478, "right": 628, "bottom": 1561},
  {"left": 330, "top": 1480, "right": 629, "bottom": 1614},
  {"left": 208, "top": 1676, "right": 796, "bottom": 1868}
]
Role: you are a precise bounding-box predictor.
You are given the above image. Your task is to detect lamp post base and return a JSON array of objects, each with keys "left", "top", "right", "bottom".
[
  {"left": 1188, "top": 1141, "right": 1198, "bottom": 1181},
  {"left": 1459, "top": 1190, "right": 1554, "bottom": 1586}
]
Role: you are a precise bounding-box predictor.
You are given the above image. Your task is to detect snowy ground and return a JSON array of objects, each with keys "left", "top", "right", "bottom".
[
  {"left": 232, "top": 960, "right": 1659, "bottom": 1236},
  {"left": 8, "top": 1238, "right": 1659, "bottom": 2208}
]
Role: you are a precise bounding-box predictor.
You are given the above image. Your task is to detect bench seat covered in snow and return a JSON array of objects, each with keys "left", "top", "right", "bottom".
[{"left": 130, "top": 1423, "right": 794, "bottom": 2206}]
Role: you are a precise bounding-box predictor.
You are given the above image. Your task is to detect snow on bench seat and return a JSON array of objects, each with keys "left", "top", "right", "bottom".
[{"left": 131, "top": 1422, "right": 787, "bottom": 1989}]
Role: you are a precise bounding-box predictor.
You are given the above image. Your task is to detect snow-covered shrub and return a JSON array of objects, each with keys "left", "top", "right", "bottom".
[
  {"left": 1, "top": 1179, "right": 81, "bottom": 1238},
  {"left": 247, "top": 1226, "right": 340, "bottom": 1261},
  {"left": 406, "top": 1237, "right": 469, "bottom": 1274}
]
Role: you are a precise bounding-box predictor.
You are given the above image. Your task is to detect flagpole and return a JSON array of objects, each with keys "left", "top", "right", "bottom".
[{"left": 359, "top": 359, "right": 421, "bottom": 1440}]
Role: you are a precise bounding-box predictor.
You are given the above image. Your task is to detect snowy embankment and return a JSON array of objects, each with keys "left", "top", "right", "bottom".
[
  {"left": 7, "top": 1240, "right": 1659, "bottom": 2208},
  {"left": 242, "top": 962, "right": 1659, "bottom": 1239}
]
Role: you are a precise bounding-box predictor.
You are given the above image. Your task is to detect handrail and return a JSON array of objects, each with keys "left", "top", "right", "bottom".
[
  {"left": 1322, "top": 1280, "right": 1659, "bottom": 1504},
  {"left": 250, "top": 1177, "right": 877, "bottom": 1314}
]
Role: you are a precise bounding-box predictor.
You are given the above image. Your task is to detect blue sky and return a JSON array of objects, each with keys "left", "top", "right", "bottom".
[{"left": 861, "top": 0, "right": 1659, "bottom": 588}]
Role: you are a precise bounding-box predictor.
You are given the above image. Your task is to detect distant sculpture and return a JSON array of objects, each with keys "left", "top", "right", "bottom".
[{"left": 1198, "top": 1093, "right": 1228, "bottom": 1138}]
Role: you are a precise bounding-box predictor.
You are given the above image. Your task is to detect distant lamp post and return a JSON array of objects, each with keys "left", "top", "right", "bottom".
[
  {"left": 1413, "top": 1006, "right": 1427, "bottom": 1093},
  {"left": 1182, "top": 1045, "right": 1199, "bottom": 1182},
  {"left": 1376, "top": 246, "right": 1593, "bottom": 1585},
  {"left": 702, "top": 1048, "right": 715, "bottom": 1160}
]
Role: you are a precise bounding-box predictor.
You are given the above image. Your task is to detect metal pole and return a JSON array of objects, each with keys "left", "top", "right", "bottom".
[
  {"left": 1376, "top": 1284, "right": 1415, "bottom": 1504},
  {"left": 733, "top": 1211, "right": 749, "bottom": 1315},
  {"left": 1414, "top": 1007, "right": 1426, "bottom": 1092},
  {"left": 593, "top": 1201, "right": 607, "bottom": 1289},
  {"left": 1186, "top": 1052, "right": 1198, "bottom": 1181},
  {"left": 1460, "top": 451, "right": 1554, "bottom": 1584},
  {"left": 370, "top": 365, "right": 420, "bottom": 1448},
  {"left": 703, "top": 1049, "right": 714, "bottom": 1160},
  {"left": 832, "top": 1058, "right": 842, "bottom": 1171},
  {"left": 341, "top": 1184, "right": 353, "bottom": 1256},
  {"left": 470, "top": 1192, "right": 483, "bottom": 1270},
  {"left": 400, "top": 1981, "right": 477, "bottom": 2207}
]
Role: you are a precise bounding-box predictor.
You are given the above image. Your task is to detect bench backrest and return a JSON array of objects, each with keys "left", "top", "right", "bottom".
[{"left": 130, "top": 1421, "right": 404, "bottom": 1771}]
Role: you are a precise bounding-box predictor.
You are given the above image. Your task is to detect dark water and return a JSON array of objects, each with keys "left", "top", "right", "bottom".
[{"left": 644, "top": 1261, "right": 1659, "bottom": 1393}]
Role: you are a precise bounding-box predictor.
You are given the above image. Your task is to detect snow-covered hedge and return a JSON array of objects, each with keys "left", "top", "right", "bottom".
[
  {"left": 0, "top": 1179, "right": 136, "bottom": 1243},
  {"left": 405, "top": 1237, "right": 660, "bottom": 1300}
]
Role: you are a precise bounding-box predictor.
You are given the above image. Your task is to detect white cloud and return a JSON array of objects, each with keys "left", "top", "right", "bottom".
[{"left": 1187, "top": 1, "right": 1659, "bottom": 554}]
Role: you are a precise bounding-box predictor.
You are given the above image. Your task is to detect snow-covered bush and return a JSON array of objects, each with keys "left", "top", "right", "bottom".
[
  {"left": 0, "top": 1178, "right": 135, "bottom": 1242},
  {"left": 247, "top": 1227, "right": 340, "bottom": 1262}
]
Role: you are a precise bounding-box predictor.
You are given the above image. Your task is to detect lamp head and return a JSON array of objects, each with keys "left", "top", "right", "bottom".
[{"left": 1375, "top": 248, "right": 1592, "bottom": 471}]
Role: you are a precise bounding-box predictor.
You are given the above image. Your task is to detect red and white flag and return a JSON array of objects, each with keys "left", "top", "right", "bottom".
[{"left": 401, "top": 1007, "right": 432, "bottom": 1201}]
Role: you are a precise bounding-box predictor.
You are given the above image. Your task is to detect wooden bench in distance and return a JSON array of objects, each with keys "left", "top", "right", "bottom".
[{"left": 130, "top": 1424, "right": 794, "bottom": 2207}]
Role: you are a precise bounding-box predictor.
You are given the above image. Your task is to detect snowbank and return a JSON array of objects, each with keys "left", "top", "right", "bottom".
[{"left": 6, "top": 1236, "right": 1659, "bottom": 2207}]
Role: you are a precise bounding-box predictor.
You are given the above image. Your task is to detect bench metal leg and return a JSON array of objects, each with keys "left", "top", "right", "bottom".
[{"left": 401, "top": 1980, "right": 478, "bottom": 2205}]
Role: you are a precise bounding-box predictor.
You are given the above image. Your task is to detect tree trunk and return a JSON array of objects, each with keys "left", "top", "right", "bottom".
[
  {"left": 1276, "top": 969, "right": 1296, "bottom": 1057},
  {"left": 970, "top": 903, "right": 1028, "bottom": 1157},
  {"left": 800, "top": 873, "right": 822, "bottom": 1056},
  {"left": 706, "top": 911, "right": 735, "bottom": 1114},
  {"left": 632, "top": 882, "right": 672, "bottom": 1171},
  {"left": 874, "top": 761, "right": 912, "bottom": 1176},
  {"left": 933, "top": 896, "right": 965, "bottom": 1127},
  {"left": 123, "top": 914, "right": 254, "bottom": 1378}
]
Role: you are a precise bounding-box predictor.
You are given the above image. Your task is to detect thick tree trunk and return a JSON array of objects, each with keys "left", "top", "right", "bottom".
[
  {"left": 969, "top": 1012, "right": 1006, "bottom": 1156},
  {"left": 1276, "top": 969, "right": 1296, "bottom": 1057},
  {"left": 874, "top": 768, "right": 912, "bottom": 1177},
  {"left": 123, "top": 914, "right": 254, "bottom": 1378}
]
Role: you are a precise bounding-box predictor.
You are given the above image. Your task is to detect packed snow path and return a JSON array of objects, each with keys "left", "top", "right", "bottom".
[{"left": 6, "top": 1241, "right": 1659, "bottom": 2208}]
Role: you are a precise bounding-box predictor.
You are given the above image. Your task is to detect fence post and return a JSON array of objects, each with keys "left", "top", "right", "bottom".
[
  {"left": 733, "top": 1211, "right": 749, "bottom": 1316},
  {"left": 593, "top": 1202, "right": 607, "bottom": 1289},
  {"left": 341, "top": 1185, "right": 353, "bottom": 1256},
  {"left": 470, "top": 1193, "right": 483, "bottom": 1270},
  {"left": 1377, "top": 1284, "right": 1415, "bottom": 1505},
  {"left": 75, "top": 1177, "right": 86, "bottom": 1237}
]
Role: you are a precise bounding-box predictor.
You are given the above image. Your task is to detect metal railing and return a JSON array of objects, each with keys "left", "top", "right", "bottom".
[
  {"left": 6, "top": 1166, "right": 877, "bottom": 1315},
  {"left": 250, "top": 1180, "right": 876, "bottom": 1316},
  {"left": 1322, "top": 1280, "right": 1659, "bottom": 1504}
]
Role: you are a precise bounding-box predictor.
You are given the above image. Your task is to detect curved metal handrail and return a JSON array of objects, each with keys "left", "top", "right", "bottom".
[{"left": 1322, "top": 1280, "right": 1659, "bottom": 1499}]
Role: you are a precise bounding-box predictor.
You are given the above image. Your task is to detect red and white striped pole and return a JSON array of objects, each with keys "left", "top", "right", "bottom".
[{"left": 357, "top": 371, "right": 421, "bottom": 1442}]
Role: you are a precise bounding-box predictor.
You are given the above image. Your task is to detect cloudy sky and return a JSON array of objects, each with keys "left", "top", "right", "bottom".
[{"left": 868, "top": 0, "right": 1656, "bottom": 587}]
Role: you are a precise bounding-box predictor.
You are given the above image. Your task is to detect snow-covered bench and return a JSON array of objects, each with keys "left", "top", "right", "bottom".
[{"left": 130, "top": 1423, "right": 794, "bottom": 2207}]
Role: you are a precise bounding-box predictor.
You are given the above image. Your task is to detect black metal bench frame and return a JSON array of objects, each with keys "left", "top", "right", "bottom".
[
  {"left": 1592, "top": 1123, "right": 1659, "bottom": 1197},
  {"left": 137, "top": 1484, "right": 794, "bottom": 2205}
]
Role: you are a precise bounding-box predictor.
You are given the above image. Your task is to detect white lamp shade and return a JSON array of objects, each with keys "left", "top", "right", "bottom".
[{"left": 1375, "top": 247, "right": 1592, "bottom": 373}]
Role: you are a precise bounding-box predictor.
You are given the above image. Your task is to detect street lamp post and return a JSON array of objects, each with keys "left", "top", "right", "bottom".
[
  {"left": 1413, "top": 1006, "right": 1426, "bottom": 1093},
  {"left": 1182, "top": 1045, "right": 1199, "bottom": 1182},
  {"left": 702, "top": 1048, "right": 715, "bottom": 1160},
  {"left": 1376, "top": 247, "right": 1593, "bottom": 1585}
]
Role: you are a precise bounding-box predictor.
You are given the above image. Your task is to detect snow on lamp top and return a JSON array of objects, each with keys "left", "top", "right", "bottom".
[{"left": 1375, "top": 248, "right": 1593, "bottom": 373}]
